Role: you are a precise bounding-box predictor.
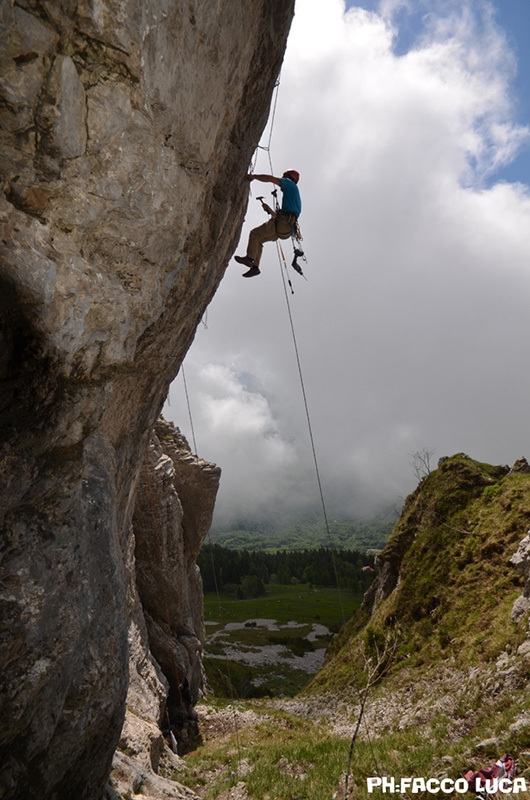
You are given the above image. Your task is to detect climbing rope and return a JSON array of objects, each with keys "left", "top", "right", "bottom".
[
  {"left": 174, "top": 69, "right": 380, "bottom": 794},
  {"left": 181, "top": 365, "right": 198, "bottom": 455},
  {"left": 275, "top": 242, "right": 393, "bottom": 798},
  {"left": 256, "top": 77, "right": 345, "bottom": 624},
  {"left": 258, "top": 73, "right": 391, "bottom": 799},
  {"left": 176, "top": 373, "right": 244, "bottom": 768},
  {"left": 274, "top": 241, "right": 346, "bottom": 626}
]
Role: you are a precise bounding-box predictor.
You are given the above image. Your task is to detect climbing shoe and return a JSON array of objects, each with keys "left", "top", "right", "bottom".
[
  {"left": 235, "top": 255, "right": 255, "bottom": 268},
  {"left": 242, "top": 266, "right": 261, "bottom": 278}
]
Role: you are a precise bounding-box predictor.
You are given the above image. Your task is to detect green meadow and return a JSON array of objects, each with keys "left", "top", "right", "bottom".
[{"left": 202, "top": 583, "right": 363, "bottom": 698}]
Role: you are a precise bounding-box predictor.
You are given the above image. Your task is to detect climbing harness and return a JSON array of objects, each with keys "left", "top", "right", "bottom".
[
  {"left": 269, "top": 187, "right": 308, "bottom": 286},
  {"left": 252, "top": 187, "right": 307, "bottom": 288}
]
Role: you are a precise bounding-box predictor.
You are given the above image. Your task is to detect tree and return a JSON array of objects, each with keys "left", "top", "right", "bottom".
[
  {"left": 342, "top": 627, "right": 401, "bottom": 799},
  {"left": 239, "top": 575, "right": 266, "bottom": 599},
  {"left": 409, "top": 447, "right": 436, "bottom": 482}
]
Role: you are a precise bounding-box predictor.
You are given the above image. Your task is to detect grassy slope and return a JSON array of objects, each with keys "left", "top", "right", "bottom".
[
  {"left": 304, "top": 455, "right": 530, "bottom": 793},
  {"left": 313, "top": 454, "right": 530, "bottom": 687},
  {"left": 179, "top": 455, "right": 530, "bottom": 800}
]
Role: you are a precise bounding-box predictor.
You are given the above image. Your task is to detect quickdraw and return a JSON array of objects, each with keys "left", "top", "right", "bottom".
[{"left": 269, "top": 189, "right": 307, "bottom": 280}]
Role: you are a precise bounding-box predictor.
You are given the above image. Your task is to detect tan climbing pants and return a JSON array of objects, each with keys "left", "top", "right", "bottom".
[{"left": 247, "top": 215, "right": 293, "bottom": 267}]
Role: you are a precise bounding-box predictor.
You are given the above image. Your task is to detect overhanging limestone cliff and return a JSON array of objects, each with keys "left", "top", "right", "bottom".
[{"left": 0, "top": 1, "right": 295, "bottom": 797}]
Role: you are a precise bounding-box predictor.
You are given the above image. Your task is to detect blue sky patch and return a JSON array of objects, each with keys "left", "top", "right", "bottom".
[{"left": 345, "top": 0, "right": 530, "bottom": 186}]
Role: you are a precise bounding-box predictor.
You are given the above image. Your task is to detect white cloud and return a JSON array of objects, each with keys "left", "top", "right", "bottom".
[
  {"left": 170, "top": 362, "right": 299, "bottom": 522},
  {"left": 165, "top": 0, "right": 530, "bottom": 527}
]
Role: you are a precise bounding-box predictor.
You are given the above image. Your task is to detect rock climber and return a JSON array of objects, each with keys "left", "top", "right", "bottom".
[{"left": 235, "top": 170, "right": 301, "bottom": 277}]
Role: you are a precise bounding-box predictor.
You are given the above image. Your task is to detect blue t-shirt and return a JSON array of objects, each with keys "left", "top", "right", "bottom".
[{"left": 280, "top": 177, "right": 302, "bottom": 217}]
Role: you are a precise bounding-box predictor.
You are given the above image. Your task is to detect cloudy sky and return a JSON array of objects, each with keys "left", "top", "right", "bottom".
[{"left": 164, "top": 0, "right": 530, "bottom": 528}]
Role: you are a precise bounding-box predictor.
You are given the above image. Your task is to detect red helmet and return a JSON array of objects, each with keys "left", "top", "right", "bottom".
[{"left": 283, "top": 169, "right": 300, "bottom": 184}]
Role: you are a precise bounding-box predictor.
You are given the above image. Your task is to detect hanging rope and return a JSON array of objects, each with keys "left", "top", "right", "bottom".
[
  {"left": 258, "top": 72, "right": 391, "bottom": 799},
  {"left": 178, "top": 368, "right": 243, "bottom": 768},
  {"left": 181, "top": 365, "right": 198, "bottom": 455},
  {"left": 256, "top": 73, "right": 345, "bottom": 625},
  {"left": 275, "top": 241, "right": 346, "bottom": 626},
  {"left": 178, "top": 70, "right": 381, "bottom": 794}
]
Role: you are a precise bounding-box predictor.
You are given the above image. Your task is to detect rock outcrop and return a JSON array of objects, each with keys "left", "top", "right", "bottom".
[
  {"left": 311, "top": 454, "right": 530, "bottom": 764},
  {"left": 510, "top": 530, "right": 530, "bottom": 623},
  {"left": 0, "top": 1, "right": 295, "bottom": 797},
  {"left": 109, "top": 418, "right": 219, "bottom": 800},
  {"left": 361, "top": 454, "right": 512, "bottom": 618},
  {"left": 133, "top": 419, "right": 220, "bottom": 736}
]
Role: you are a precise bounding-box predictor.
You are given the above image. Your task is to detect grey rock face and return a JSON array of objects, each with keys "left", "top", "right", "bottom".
[
  {"left": 112, "top": 419, "right": 219, "bottom": 797},
  {"left": 38, "top": 54, "right": 87, "bottom": 158},
  {"left": 0, "top": 1, "right": 295, "bottom": 797},
  {"left": 510, "top": 531, "right": 530, "bottom": 623},
  {"left": 133, "top": 420, "right": 220, "bottom": 724}
]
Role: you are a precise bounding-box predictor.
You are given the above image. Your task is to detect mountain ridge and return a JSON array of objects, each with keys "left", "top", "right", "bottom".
[{"left": 316, "top": 453, "right": 529, "bottom": 681}]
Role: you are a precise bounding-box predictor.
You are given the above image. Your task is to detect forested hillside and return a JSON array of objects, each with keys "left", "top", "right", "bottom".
[{"left": 208, "top": 514, "right": 395, "bottom": 551}]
